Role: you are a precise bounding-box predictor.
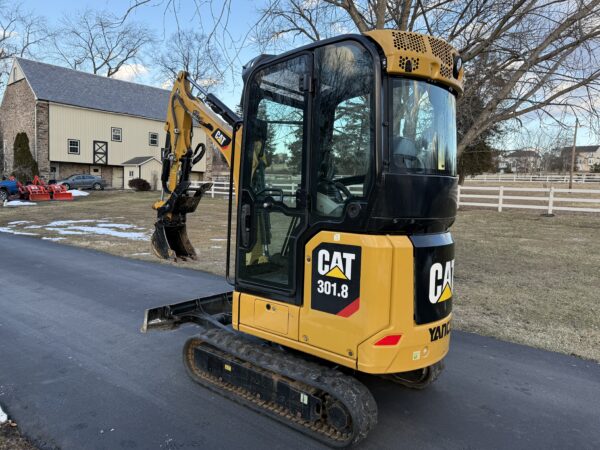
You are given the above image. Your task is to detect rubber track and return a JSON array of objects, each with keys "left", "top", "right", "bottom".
[{"left": 183, "top": 328, "right": 378, "bottom": 447}]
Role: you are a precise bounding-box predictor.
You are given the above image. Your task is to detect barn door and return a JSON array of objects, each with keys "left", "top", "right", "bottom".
[{"left": 93, "top": 141, "right": 108, "bottom": 165}]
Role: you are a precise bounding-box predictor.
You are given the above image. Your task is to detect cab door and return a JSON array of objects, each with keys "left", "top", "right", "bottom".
[{"left": 236, "top": 54, "right": 312, "bottom": 303}]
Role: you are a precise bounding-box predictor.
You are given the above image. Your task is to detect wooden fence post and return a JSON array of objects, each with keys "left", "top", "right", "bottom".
[
  {"left": 498, "top": 186, "right": 504, "bottom": 212},
  {"left": 210, "top": 183, "right": 215, "bottom": 198},
  {"left": 548, "top": 187, "right": 554, "bottom": 215}
]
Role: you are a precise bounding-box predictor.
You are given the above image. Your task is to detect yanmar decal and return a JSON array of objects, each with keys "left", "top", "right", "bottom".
[
  {"left": 311, "top": 243, "right": 361, "bottom": 317},
  {"left": 429, "top": 322, "right": 451, "bottom": 342}
]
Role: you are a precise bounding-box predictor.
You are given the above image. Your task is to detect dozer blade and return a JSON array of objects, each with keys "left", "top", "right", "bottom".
[
  {"left": 151, "top": 182, "right": 213, "bottom": 260},
  {"left": 29, "top": 193, "right": 51, "bottom": 202},
  {"left": 51, "top": 192, "right": 73, "bottom": 201}
]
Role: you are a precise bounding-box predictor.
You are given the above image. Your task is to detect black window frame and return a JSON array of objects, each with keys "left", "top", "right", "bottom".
[
  {"left": 67, "top": 139, "right": 80, "bottom": 155},
  {"left": 111, "top": 127, "right": 122, "bottom": 142},
  {"left": 149, "top": 132, "right": 159, "bottom": 146}
]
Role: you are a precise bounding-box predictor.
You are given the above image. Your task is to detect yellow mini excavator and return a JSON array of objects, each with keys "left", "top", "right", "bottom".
[{"left": 143, "top": 30, "right": 463, "bottom": 447}]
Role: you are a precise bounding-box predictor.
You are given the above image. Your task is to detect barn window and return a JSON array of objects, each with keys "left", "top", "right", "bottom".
[
  {"left": 111, "top": 127, "right": 122, "bottom": 142},
  {"left": 67, "top": 139, "right": 80, "bottom": 155},
  {"left": 149, "top": 132, "right": 159, "bottom": 146}
]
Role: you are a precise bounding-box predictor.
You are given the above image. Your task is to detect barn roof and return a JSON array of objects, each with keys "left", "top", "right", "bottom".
[
  {"left": 122, "top": 156, "right": 158, "bottom": 165},
  {"left": 15, "top": 58, "right": 170, "bottom": 122}
]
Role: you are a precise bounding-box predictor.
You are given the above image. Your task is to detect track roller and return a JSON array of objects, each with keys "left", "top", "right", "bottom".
[{"left": 183, "top": 328, "right": 377, "bottom": 447}]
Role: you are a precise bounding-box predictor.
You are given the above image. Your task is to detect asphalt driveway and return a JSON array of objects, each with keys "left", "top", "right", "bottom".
[{"left": 0, "top": 234, "right": 598, "bottom": 449}]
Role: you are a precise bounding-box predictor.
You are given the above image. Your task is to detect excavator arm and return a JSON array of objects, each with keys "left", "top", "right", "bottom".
[{"left": 151, "top": 71, "right": 242, "bottom": 260}]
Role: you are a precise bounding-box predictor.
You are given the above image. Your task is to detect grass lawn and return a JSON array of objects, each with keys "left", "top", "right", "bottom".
[
  {"left": 1, "top": 190, "right": 599, "bottom": 361},
  {"left": 0, "top": 423, "right": 36, "bottom": 450}
]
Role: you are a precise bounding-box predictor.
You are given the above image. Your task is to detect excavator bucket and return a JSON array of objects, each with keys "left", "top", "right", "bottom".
[{"left": 151, "top": 182, "right": 213, "bottom": 260}]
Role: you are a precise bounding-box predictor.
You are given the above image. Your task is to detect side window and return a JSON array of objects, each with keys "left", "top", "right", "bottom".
[
  {"left": 313, "top": 42, "right": 374, "bottom": 218},
  {"left": 149, "top": 132, "right": 159, "bottom": 146},
  {"left": 238, "top": 55, "right": 308, "bottom": 292},
  {"left": 243, "top": 56, "right": 307, "bottom": 209},
  {"left": 111, "top": 127, "right": 122, "bottom": 142},
  {"left": 252, "top": 98, "right": 304, "bottom": 208},
  {"left": 67, "top": 139, "right": 80, "bottom": 155}
]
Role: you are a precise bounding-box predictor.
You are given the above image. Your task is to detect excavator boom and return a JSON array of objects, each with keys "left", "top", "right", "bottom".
[{"left": 151, "top": 72, "right": 242, "bottom": 260}]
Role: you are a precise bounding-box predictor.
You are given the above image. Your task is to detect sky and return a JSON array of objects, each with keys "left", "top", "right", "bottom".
[
  {"left": 24, "top": 0, "right": 261, "bottom": 107},
  {"left": 16, "top": 0, "right": 599, "bottom": 149}
]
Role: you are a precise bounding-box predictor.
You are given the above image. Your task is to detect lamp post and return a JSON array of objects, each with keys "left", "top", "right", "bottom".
[{"left": 569, "top": 118, "right": 579, "bottom": 190}]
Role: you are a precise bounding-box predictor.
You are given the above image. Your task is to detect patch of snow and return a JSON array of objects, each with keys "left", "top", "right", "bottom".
[
  {"left": 42, "top": 237, "right": 66, "bottom": 241},
  {"left": 130, "top": 252, "right": 151, "bottom": 256},
  {"left": 44, "top": 228, "right": 85, "bottom": 236},
  {"left": 68, "top": 189, "right": 89, "bottom": 197},
  {"left": 46, "top": 219, "right": 108, "bottom": 227},
  {"left": 210, "top": 238, "right": 227, "bottom": 242},
  {"left": 8, "top": 220, "right": 31, "bottom": 225},
  {"left": 97, "top": 223, "right": 145, "bottom": 230},
  {"left": 0, "top": 404, "right": 7, "bottom": 424},
  {"left": 47, "top": 225, "right": 149, "bottom": 241},
  {"left": 0, "top": 227, "right": 38, "bottom": 236},
  {"left": 3, "top": 200, "right": 37, "bottom": 207},
  {"left": 24, "top": 225, "right": 43, "bottom": 229},
  {"left": 211, "top": 246, "right": 222, "bottom": 249}
]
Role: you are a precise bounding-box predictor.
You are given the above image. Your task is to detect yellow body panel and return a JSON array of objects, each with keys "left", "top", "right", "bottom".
[
  {"left": 239, "top": 294, "right": 300, "bottom": 340},
  {"left": 300, "top": 232, "right": 394, "bottom": 360},
  {"left": 365, "top": 30, "right": 464, "bottom": 95},
  {"left": 233, "top": 231, "right": 452, "bottom": 375}
]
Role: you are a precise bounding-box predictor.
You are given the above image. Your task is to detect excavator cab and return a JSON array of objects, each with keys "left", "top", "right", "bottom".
[
  {"left": 236, "top": 35, "right": 459, "bottom": 301},
  {"left": 146, "top": 31, "right": 463, "bottom": 447}
]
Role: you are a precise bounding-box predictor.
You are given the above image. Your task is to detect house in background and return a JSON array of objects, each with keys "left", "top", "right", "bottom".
[
  {"left": 560, "top": 145, "right": 600, "bottom": 172},
  {"left": 500, "top": 149, "right": 542, "bottom": 173},
  {"left": 122, "top": 156, "right": 162, "bottom": 189},
  {"left": 0, "top": 58, "right": 209, "bottom": 188}
]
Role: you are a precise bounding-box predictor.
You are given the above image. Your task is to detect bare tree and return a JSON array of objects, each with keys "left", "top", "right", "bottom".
[
  {"left": 156, "top": 30, "right": 224, "bottom": 89},
  {"left": 53, "top": 8, "right": 155, "bottom": 78},
  {"left": 254, "top": 0, "right": 600, "bottom": 164},
  {"left": 0, "top": 1, "right": 49, "bottom": 90}
]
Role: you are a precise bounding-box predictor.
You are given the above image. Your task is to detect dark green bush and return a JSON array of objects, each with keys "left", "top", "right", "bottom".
[
  {"left": 128, "top": 178, "right": 151, "bottom": 191},
  {"left": 13, "top": 132, "right": 38, "bottom": 182}
]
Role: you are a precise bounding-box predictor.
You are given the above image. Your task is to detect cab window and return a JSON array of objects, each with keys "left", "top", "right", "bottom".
[{"left": 312, "top": 41, "right": 375, "bottom": 218}]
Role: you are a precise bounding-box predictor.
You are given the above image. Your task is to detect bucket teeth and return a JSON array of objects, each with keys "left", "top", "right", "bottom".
[
  {"left": 151, "top": 223, "right": 174, "bottom": 260},
  {"left": 152, "top": 182, "right": 212, "bottom": 260}
]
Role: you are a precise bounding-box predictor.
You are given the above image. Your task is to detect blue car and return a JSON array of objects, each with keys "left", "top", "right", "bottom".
[{"left": 0, "top": 179, "right": 20, "bottom": 202}]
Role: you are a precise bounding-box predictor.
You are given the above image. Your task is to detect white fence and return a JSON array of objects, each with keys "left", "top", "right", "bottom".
[
  {"left": 458, "top": 186, "right": 600, "bottom": 214},
  {"left": 467, "top": 173, "right": 600, "bottom": 183},
  {"left": 198, "top": 180, "right": 364, "bottom": 197},
  {"left": 200, "top": 181, "right": 600, "bottom": 215}
]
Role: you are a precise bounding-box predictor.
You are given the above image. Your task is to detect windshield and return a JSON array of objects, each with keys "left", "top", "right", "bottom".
[{"left": 390, "top": 78, "right": 457, "bottom": 176}]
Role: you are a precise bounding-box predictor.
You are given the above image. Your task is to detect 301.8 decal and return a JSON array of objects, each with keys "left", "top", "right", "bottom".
[
  {"left": 316, "top": 279, "right": 349, "bottom": 298},
  {"left": 311, "top": 243, "right": 361, "bottom": 318}
]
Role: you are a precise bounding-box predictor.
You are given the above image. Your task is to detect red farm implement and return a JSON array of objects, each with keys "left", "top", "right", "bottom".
[
  {"left": 47, "top": 183, "right": 73, "bottom": 201},
  {"left": 25, "top": 176, "right": 51, "bottom": 201}
]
